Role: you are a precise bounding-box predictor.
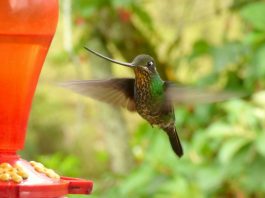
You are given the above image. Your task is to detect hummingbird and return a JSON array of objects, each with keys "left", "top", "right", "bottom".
[{"left": 61, "top": 47, "right": 241, "bottom": 158}]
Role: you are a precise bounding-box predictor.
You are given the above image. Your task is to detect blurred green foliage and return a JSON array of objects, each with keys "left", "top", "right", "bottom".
[{"left": 20, "top": 0, "right": 265, "bottom": 197}]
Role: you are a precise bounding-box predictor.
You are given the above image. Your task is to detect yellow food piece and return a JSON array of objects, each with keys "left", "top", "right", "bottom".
[
  {"left": 52, "top": 173, "right": 60, "bottom": 179},
  {"left": 30, "top": 161, "right": 45, "bottom": 173},
  {"left": 17, "top": 170, "right": 28, "bottom": 179},
  {"left": 14, "top": 164, "right": 28, "bottom": 180},
  {"left": 29, "top": 161, "right": 60, "bottom": 179},
  {"left": 0, "top": 173, "right": 10, "bottom": 181},
  {"left": 0, "top": 168, "right": 6, "bottom": 174},
  {"left": 30, "top": 161, "right": 43, "bottom": 167},
  {"left": 45, "top": 169, "right": 55, "bottom": 177},
  {"left": 11, "top": 174, "right": 23, "bottom": 183},
  {"left": 8, "top": 168, "right": 17, "bottom": 174},
  {"left": 0, "top": 163, "right": 12, "bottom": 169},
  {"left": 29, "top": 161, "right": 35, "bottom": 165},
  {"left": 44, "top": 169, "right": 60, "bottom": 179},
  {"left": 35, "top": 165, "right": 45, "bottom": 173},
  {"left": 0, "top": 163, "right": 30, "bottom": 183},
  {"left": 14, "top": 164, "right": 23, "bottom": 171}
]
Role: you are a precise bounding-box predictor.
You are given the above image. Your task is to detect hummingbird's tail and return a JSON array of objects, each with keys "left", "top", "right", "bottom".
[{"left": 163, "top": 125, "right": 183, "bottom": 157}]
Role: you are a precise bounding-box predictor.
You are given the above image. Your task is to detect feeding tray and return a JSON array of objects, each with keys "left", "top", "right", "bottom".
[{"left": 0, "top": 153, "right": 93, "bottom": 198}]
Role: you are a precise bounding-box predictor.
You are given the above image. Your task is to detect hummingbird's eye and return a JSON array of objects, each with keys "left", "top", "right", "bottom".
[{"left": 147, "top": 61, "right": 154, "bottom": 67}]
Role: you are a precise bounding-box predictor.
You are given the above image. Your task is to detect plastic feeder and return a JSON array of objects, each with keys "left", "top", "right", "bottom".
[{"left": 0, "top": 1, "right": 93, "bottom": 197}]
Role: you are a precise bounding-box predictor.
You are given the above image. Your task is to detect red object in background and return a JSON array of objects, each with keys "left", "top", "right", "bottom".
[
  {"left": 0, "top": 1, "right": 93, "bottom": 197},
  {"left": 117, "top": 7, "right": 131, "bottom": 23}
]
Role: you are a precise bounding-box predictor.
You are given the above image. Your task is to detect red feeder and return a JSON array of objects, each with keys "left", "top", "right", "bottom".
[{"left": 0, "top": 1, "right": 93, "bottom": 197}]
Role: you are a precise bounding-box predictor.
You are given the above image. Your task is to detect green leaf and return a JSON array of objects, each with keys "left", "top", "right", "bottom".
[
  {"left": 175, "top": 107, "right": 189, "bottom": 127},
  {"left": 253, "top": 45, "right": 265, "bottom": 77},
  {"left": 195, "top": 164, "right": 226, "bottom": 193},
  {"left": 206, "top": 122, "right": 235, "bottom": 139},
  {"left": 73, "top": 0, "right": 110, "bottom": 17},
  {"left": 211, "top": 42, "right": 247, "bottom": 71},
  {"left": 222, "top": 99, "right": 250, "bottom": 117},
  {"left": 189, "top": 40, "right": 211, "bottom": 61},
  {"left": 112, "top": 0, "right": 132, "bottom": 7},
  {"left": 239, "top": 156, "right": 265, "bottom": 193},
  {"left": 131, "top": 4, "right": 154, "bottom": 31},
  {"left": 240, "top": 2, "right": 265, "bottom": 31},
  {"left": 120, "top": 165, "right": 153, "bottom": 196},
  {"left": 243, "top": 31, "right": 265, "bottom": 45},
  {"left": 218, "top": 138, "right": 250, "bottom": 164},
  {"left": 255, "top": 132, "right": 265, "bottom": 157},
  {"left": 253, "top": 91, "right": 265, "bottom": 107},
  {"left": 160, "top": 177, "right": 203, "bottom": 198}
]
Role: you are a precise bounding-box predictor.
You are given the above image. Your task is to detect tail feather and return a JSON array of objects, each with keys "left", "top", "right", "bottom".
[{"left": 163, "top": 126, "right": 183, "bottom": 157}]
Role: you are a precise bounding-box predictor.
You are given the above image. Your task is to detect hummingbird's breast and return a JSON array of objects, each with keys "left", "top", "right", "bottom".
[
  {"left": 134, "top": 71, "right": 152, "bottom": 110},
  {"left": 134, "top": 70, "right": 171, "bottom": 126}
]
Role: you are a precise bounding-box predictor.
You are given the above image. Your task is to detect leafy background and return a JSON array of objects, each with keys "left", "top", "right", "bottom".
[{"left": 20, "top": 0, "right": 265, "bottom": 197}]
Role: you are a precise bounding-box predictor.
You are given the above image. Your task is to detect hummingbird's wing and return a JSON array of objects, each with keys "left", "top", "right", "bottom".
[
  {"left": 60, "top": 78, "right": 136, "bottom": 111},
  {"left": 164, "top": 82, "right": 243, "bottom": 105}
]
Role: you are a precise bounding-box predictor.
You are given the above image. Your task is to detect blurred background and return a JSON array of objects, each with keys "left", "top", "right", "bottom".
[{"left": 20, "top": 0, "right": 265, "bottom": 197}]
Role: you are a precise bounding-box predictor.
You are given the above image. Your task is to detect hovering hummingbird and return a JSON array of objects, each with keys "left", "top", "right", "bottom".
[{"left": 62, "top": 47, "right": 241, "bottom": 158}]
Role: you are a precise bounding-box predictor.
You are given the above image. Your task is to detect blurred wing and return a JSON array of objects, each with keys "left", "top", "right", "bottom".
[
  {"left": 60, "top": 78, "right": 136, "bottom": 111},
  {"left": 164, "top": 82, "right": 244, "bottom": 105}
]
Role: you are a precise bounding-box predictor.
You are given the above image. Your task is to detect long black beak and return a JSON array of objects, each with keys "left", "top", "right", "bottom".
[{"left": 84, "top": 47, "right": 134, "bottom": 67}]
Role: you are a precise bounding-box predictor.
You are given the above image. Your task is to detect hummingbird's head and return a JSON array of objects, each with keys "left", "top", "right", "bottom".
[
  {"left": 84, "top": 47, "right": 158, "bottom": 75},
  {"left": 131, "top": 55, "right": 157, "bottom": 74}
]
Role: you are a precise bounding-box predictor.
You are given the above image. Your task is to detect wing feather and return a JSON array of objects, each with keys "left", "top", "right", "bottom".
[
  {"left": 60, "top": 78, "right": 136, "bottom": 111},
  {"left": 164, "top": 82, "right": 244, "bottom": 105}
]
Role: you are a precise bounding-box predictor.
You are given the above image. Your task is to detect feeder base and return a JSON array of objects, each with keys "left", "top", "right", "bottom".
[{"left": 0, "top": 152, "right": 93, "bottom": 198}]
